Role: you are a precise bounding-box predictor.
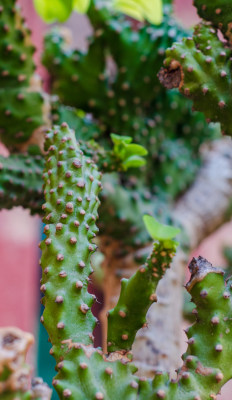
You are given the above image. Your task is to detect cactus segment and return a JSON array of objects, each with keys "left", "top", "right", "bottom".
[
  {"left": 107, "top": 220, "right": 178, "bottom": 352},
  {"left": 0, "top": 151, "right": 44, "bottom": 213},
  {"left": 139, "top": 256, "right": 232, "bottom": 400},
  {"left": 0, "top": 0, "right": 47, "bottom": 149},
  {"left": 82, "top": 134, "right": 147, "bottom": 173},
  {"left": 42, "top": 28, "right": 106, "bottom": 112},
  {"left": 194, "top": 0, "right": 232, "bottom": 43},
  {"left": 40, "top": 123, "right": 102, "bottom": 361},
  {"left": 160, "top": 23, "right": 232, "bottom": 135},
  {"left": 42, "top": 4, "right": 187, "bottom": 134},
  {"left": 53, "top": 343, "right": 139, "bottom": 400},
  {"left": 0, "top": 133, "right": 145, "bottom": 215},
  {"left": 51, "top": 100, "right": 102, "bottom": 142}
]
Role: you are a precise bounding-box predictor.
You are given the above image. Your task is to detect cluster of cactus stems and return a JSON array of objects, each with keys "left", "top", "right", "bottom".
[
  {"left": 42, "top": 0, "right": 220, "bottom": 211},
  {"left": 2, "top": 0, "right": 232, "bottom": 399},
  {"left": 0, "top": 0, "right": 221, "bottom": 250},
  {"left": 37, "top": 124, "right": 232, "bottom": 400}
]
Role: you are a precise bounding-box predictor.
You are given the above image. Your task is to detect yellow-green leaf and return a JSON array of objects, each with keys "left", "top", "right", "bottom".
[
  {"left": 113, "top": 0, "right": 163, "bottom": 24},
  {"left": 33, "top": 0, "right": 73, "bottom": 22},
  {"left": 73, "top": 0, "right": 91, "bottom": 14},
  {"left": 143, "top": 215, "right": 180, "bottom": 241}
]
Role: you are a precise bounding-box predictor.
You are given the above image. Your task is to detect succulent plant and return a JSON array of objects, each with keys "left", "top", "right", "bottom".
[
  {"left": 159, "top": 0, "right": 232, "bottom": 136},
  {"left": 0, "top": 0, "right": 49, "bottom": 150},
  {"left": 39, "top": 124, "right": 232, "bottom": 400}
]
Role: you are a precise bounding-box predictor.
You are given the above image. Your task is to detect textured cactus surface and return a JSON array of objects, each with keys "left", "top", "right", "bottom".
[
  {"left": 42, "top": 0, "right": 220, "bottom": 250},
  {"left": 161, "top": 23, "right": 232, "bottom": 136},
  {"left": 0, "top": 150, "right": 44, "bottom": 213},
  {"left": 107, "top": 235, "right": 178, "bottom": 352},
  {"left": 39, "top": 125, "right": 232, "bottom": 399},
  {"left": 194, "top": 0, "right": 232, "bottom": 42},
  {"left": 40, "top": 123, "right": 102, "bottom": 359},
  {"left": 0, "top": 0, "right": 46, "bottom": 149}
]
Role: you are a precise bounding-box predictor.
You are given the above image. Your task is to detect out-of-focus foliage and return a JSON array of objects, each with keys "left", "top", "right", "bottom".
[{"left": 33, "top": 0, "right": 162, "bottom": 23}]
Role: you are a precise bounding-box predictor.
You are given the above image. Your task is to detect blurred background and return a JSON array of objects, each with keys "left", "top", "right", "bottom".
[{"left": 1, "top": 0, "right": 232, "bottom": 398}]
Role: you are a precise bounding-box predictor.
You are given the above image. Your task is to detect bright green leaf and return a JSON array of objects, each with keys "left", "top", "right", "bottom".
[
  {"left": 122, "top": 156, "right": 146, "bottom": 169},
  {"left": 143, "top": 215, "right": 180, "bottom": 241},
  {"left": 33, "top": 0, "right": 73, "bottom": 22},
  {"left": 73, "top": 0, "right": 91, "bottom": 14},
  {"left": 124, "top": 143, "right": 148, "bottom": 157},
  {"left": 111, "top": 133, "right": 132, "bottom": 145},
  {"left": 113, "top": 0, "right": 163, "bottom": 24}
]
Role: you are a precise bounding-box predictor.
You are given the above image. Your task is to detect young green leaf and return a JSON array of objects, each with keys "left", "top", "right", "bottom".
[
  {"left": 73, "top": 0, "right": 91, "bottom": 13},
  {"left": 143, "top": 215, "right": 180, "bottom": 241},
  {"left": 33, "top": 0, "right": 73, "bottom": 22},
  {"left": 111, "top": 133, "right": 132, "bottom": 145},
  {"left": 113, "top": 0, "right": 163, "bottom": 24},
  {"left": 122, "top": 155, "right": 146, "bottom": 169},
  {"left": 34, "top": 0, "right": 163, "bottom": 23}
]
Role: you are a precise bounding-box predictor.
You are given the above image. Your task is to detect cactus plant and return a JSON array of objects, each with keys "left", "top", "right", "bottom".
[
  {"left": 2, "top": 0, "right": 232, "bottom": 398},
  {"left": 39, "top": 125, "right": 232, "bottom": 400},
  {"left": 159, "top": 0, "right": 232, "bottom": 136},
  {"left": 0, "top": 0, "right": 49, "bottom": 150},
  {"left": 42, "top": 0, "right": 221, "bottom": 249}
]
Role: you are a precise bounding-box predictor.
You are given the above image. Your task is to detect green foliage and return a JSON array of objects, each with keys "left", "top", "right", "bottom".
[
  {"left": 33, "top": 0, "right": 73, "bottom": 23},
  {"left": 143, "top": 214, "right": 180, "bottom": 241},
  {"left": 111, "top": 133, "right": 147, "bottom": 170},
  {"left": 34, "top": 0, "right": 163, "bottom": 23},
  {"left": 113, "top": 0, "right": 163, "bottom": 24},
  {"left": 43, "top": 2, "right": 220, "bottom": 248}
]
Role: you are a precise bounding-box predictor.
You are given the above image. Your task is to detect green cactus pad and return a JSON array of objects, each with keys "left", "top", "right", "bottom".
[
  {"left": 107, "top": 220, "right": 178, "bottom": 352},
  {"left": 53, "top": 343, "right": 139, "bottom": 400},
  {"left": 194, "top": 0, "right": 232, "bottom": 43},
  {"left": 0, "top": 151, "right": 44, "bottom": 214},
  {"left": 40, "top": 123, "right": 102, "bottom": 361},
  {"left": 160, "top": 23, "right": 232, "bottom": 135}
]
